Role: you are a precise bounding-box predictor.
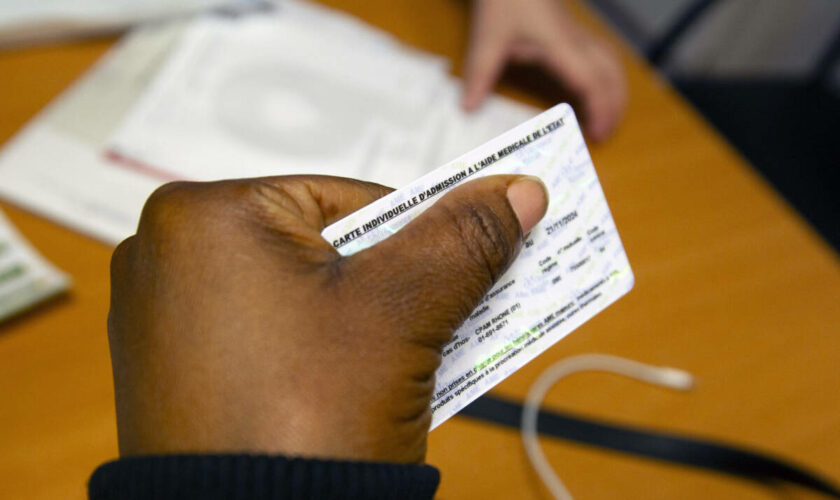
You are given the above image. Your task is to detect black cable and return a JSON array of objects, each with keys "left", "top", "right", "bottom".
[
  {"left": 812, "top": 24, "right": 840, "bottom": 86},
  {"left": 459, "top": 394, "right": 840, "bottom": 498},
  {"left": 647, "top": 0, "right": 720, "bottom": 67}
]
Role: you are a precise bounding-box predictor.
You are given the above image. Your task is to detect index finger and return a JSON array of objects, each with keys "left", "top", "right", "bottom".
[{"left": 250, "top": 175, "right": 394, "bottom": 230}]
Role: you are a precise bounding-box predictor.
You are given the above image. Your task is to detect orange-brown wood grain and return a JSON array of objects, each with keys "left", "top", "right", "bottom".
[{"left": 1, "top": 1, "right": 838, "bottom": 499}]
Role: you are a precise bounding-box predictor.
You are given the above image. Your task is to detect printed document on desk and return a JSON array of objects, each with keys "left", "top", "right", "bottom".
[
  {"left": 0, "top": 0, "right": 262, "bottom": 47},
  {"left": 0, "top": 22, "right": 186, "bottom": 245},
  {"left": 0, "top": 1, "right": 538, "bottom": 246},
  {"left": 0, "top": 210, "right": 69, "bottom": 322},
  {"left": 107, "top": 1, "right": 538, "bottom": 189}
]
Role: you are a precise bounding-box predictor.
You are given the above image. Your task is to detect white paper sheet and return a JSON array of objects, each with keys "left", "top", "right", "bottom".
[
  {"left": 107, "top": 1, "right": 538, "bottom": 189},
  {"left": 0, "top": 21, "right": 186, "bottom": 245},
  {"left": 0, "top": 1, "right": 539, "bottom": 246},
  {"left": 0, "top": 0, "right": 262, "bottom": 47}
]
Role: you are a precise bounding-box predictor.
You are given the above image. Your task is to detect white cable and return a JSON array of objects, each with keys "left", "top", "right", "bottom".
[{"left": 521, "top": 354, "right": 695, "bottom": 500}]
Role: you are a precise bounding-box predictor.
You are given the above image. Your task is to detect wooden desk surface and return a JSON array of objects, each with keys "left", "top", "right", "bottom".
[{"left": 1, "top": 1, "right": 838, "bottom": 499}]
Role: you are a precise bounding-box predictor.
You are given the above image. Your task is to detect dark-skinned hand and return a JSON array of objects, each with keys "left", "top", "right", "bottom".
[{"left": 108, "top": 174, "right": 547, "bottom": 463}]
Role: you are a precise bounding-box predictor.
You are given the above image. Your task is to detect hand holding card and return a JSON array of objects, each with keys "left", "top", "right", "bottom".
[
  {"left": 323, "top": 103, "right": 634, "bottom": 429},
  {"left": 108, "top": 174, "right": 545, "bottom": 462}
]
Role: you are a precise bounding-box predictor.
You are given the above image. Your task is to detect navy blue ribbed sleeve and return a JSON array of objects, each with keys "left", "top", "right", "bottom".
[{"left": 89, "top": 455, "right": 440, "bottom": 500}]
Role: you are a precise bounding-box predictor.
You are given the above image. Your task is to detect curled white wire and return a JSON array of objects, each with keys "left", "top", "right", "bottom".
[{"left": 521, "top": 354, "right": 695, "bottom": 500}]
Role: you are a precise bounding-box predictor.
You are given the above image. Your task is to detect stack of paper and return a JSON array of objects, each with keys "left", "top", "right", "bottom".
[
  {"left": 0, "top": 0, "right": 264, "bottom": 48},
  {"left": 108, "top": 1, "right": 537, "bottom": 188},
  {"left": 0, "top": 21, "right": 186, "bottom": 244},
  {"left": 0, "top": 210, "right": 69, "bottom": 322},
  {"left": 0, "top": 0, "right": 538, "bottom": 245}
]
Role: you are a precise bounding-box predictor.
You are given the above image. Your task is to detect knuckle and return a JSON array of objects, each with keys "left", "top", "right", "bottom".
[
  {"left": 110, "top": 235, "right": 135, "bottom": 276},
  {"left": 140, "top": 181, "right": 194, "bottom": 227},
  {"left": 140, "top": 180, "right": 247, "bottom": 237},
  {"left": 136, "top": 180, "right": 224, "bottom": 250},
  {"left": 145, "top": 181, "right": 192, "bottom": 209}
]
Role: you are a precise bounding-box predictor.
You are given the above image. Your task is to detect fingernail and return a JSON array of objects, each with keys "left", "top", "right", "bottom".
[{"left": 507, "top": 176, "right": 549, "bottom": 234}]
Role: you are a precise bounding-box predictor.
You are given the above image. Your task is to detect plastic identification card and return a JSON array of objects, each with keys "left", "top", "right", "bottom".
[{"left": 322, "top": 103, "right": 634, "bottom": 429}]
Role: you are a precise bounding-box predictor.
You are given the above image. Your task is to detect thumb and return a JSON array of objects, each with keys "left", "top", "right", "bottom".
[{"left": 344, "top": 175, "right": 548, "bottom": 347}]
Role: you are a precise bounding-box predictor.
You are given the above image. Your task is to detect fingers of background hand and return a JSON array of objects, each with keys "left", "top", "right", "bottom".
[
  {"left": 462, "top": 4, "right": 510, "bottom": 111},
  {"left": 344, "top": 175, "right": 548, "bottom": 345},
  {"left": 544, "top": 31, "right": 626, "bottom": 141},
  {"left": 585, "top": 41, "right": 627, "bottom": 139}
]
